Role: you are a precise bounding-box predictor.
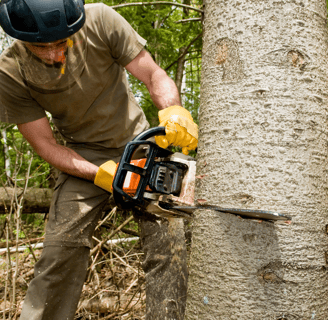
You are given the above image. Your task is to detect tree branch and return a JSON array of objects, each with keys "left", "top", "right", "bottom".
[
  {"left": 165, "top": 32, "right": 202, "bottom": 71},
  {"left": 174, "top": 17, "right": 202, "bottom": 23},
  {"left": 111, "top": 1, "right": 203, "bottom": 13},
  {"left": 90, "top": 215, "right": 134, "bottom": 256}
]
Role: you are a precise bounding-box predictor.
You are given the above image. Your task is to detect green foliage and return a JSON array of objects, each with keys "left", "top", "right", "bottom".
[
  {"left": 86, "top": 0, "right": 202, "bottom": 125},
  {"left": 21, "top": 213, "right": 45, "bottom": 238},
  {"left": 0, "top": 123, "right": 52, "bottom": 188},
  {"left": 13, "top": 228, "right": 26, "bottom": 239},
  {"left": 22, "top": 213, "right": 44, "bottom": 228},
  {"left": 0, "top": 1, "right": 203, "bottom": 190}
]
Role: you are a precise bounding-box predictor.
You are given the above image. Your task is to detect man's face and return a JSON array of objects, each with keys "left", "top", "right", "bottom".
[{"left": 25, "top": 39, "right": 68, "bottom": 65}]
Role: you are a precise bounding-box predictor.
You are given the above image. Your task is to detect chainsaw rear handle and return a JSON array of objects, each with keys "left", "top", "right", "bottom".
[{"left": 112, "top": 127, "right": 172, "bottom": 210}]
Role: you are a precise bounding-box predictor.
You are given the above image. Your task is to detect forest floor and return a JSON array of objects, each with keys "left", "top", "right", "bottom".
[{"left": 0, "top": 209, "right": 146, "bottom": 320}]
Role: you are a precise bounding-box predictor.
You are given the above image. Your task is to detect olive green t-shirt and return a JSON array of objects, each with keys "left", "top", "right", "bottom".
[{"left": 0, "top": 3, "right": 149, "bottom": 148}]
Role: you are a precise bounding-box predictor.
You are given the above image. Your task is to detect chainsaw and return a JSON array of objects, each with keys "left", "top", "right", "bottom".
[{"left": 112, "top": 127, "right": 291, "bottom": 222}]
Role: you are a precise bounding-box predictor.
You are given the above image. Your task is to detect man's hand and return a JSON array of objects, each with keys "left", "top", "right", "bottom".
[
  {"left": 125, "top": 50, "right": 181, "bottom": 110},
  {"left": 125, "top": 51, "right": 198, "bottom": 154},
  {"left": 155, "top": 105, "right": 198, "bottom": 155},
  {"left": 94, "top": 158, "right": 148, "bottom": 194},
  {"left": 94, "top": 160, "right": 117, "bottom": 192}
]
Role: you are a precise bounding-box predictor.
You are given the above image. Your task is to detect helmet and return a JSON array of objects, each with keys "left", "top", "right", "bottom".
[{"left": 0, "top": 0, "right": 85, "bottom": 43}]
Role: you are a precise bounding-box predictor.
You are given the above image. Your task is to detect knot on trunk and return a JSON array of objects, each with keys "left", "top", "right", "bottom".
[
  {"left": 215, "top": 38, "right": 244, "bottom": 82},
  {"left": 287, "top": 50, "right": 307, "bottom": 70}
]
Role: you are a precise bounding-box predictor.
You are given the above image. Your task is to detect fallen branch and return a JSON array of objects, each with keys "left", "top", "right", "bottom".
[
  {"left": 79, "top": 287, "right": 144, "bottom": 317},
  {"left": 0, "top": 237, "right": 139, "bottom": 256},
  {"left": 0, "top": 242, "right": 44, "bottom": 255},
  {"left": 90, "top": 216, "right": 134, "bottom": 256},
  {"left": 0, "top": 236, "right": 44, "bottom": 248},
  {"left": 112, "top": 251, "right": 139, "bottom": 274},
  {"left": 95, "top": 207, "right": 117, "bottom": 232},
  {"left": 102, "top": 222, "right": 140, "bottom": 237},
  {"left": 79, "top": 297, "right": 117, "bottom": 313},
  {"left": 0, "top": 187, "right": 53, "bottom": 214}
]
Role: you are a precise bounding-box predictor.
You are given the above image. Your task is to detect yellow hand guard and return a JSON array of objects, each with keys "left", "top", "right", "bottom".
[
  {"left": 155, "top": 105, "right": 198, "bottom": 155},
  {"left": 94, "top": 160, "right": 117, "bottom": 192}
]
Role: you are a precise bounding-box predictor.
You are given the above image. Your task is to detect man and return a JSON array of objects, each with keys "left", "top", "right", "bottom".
[{"left": 0, "top": 0, "right": 198, "bottom": 319}]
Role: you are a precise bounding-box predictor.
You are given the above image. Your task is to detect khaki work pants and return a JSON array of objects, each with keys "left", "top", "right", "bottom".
[{"left": 20, "top": 144, "right": 188, "bottom": 320}]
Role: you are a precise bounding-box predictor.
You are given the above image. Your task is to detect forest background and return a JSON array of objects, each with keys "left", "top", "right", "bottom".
[
  {"left": 1, "top": 0, "right": 328, "bottom": 319},
  {"left": 0, "top": 0, "right": 203, "bottom": 189},
  {"left": 0, "top": 0, "right": 203, "bottom": 318}
]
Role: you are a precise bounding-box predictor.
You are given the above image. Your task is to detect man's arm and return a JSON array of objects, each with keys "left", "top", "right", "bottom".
[
  {"left": 18, "top": 117, "right": 99, "bottom": 181},
  {"left": 126, "top": 50, "right": 198, "bottom": 154},
  {"left": 125, "top": 50, "right": 181, "bottom": 110}
]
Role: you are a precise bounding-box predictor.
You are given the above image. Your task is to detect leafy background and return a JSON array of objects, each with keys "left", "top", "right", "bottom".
[
  {"left": 0, "top": 2, "right": 328, "bottom": 319},
  {"left": 0, "top": 0, "right": 203, "bottom": 188},
  {"left": 2, "top": 0, "right": 328, "bottom": 185}
]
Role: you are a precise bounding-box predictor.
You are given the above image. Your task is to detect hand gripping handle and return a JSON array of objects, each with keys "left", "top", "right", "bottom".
[{"left": 112, "top": 127, "right": 172, "bottom": 210}]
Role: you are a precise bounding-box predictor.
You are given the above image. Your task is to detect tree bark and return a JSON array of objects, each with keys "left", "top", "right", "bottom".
[
  {"left": 0, "top": 187, "right": 53, "bottom": 214},
  {"left": 185, "top": 0, "right": 328, "bottom": 319}
]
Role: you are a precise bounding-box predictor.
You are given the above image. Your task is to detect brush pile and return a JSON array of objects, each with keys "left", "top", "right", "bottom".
[{"left": 0, "top": 206, "right": 146, "bottom": 320}]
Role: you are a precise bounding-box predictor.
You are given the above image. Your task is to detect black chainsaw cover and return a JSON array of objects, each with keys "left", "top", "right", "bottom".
[{"left": 112, "top": 127, "right": 172, "bottom": 210}]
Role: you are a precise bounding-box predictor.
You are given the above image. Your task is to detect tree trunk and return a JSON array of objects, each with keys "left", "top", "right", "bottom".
[{"left": 185, "top": 0, "right": 328, "bottom": 319}]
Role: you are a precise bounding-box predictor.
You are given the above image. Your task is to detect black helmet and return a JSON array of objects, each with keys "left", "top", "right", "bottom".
[{"left": 0, "top": 0, "right": 85, "bottom": 43}]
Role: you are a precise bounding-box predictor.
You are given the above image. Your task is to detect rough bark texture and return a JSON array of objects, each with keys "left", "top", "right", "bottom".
[
  {"left": 0, "top": 187, "right": 53, "bottom": 214},
  {"left": 138, "top": 214, "right": 188, "bottom": 320},
  {"left": 185, "top": 0, "right": 328, "bottom": 319}
]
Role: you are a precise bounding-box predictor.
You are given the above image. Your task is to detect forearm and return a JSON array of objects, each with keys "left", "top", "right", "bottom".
[
  {"left": 146, "top": 69, "right": 182, "bottom": 110},
  {"left": 125, "top": 50, "right": 181, "bottom": 110},
  {"left": 36, "top": 142, "right": 98, "bottom": 181},
  {"left": 17, "top": 117, "right": 99, "bottom": 181}
]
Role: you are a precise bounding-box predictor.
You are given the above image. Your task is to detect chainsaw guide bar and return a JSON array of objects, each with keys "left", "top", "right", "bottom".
[{"left": 159, "top": 203, "right": 291, "bottom": 222}]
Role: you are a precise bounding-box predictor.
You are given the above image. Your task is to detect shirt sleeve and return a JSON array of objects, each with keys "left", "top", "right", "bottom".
[
  {"left": 0, "top": 71, "right": 46, "bottom": 124},
  {"left": 99, "top": 4, "right": 147, "bottom": 66}
]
